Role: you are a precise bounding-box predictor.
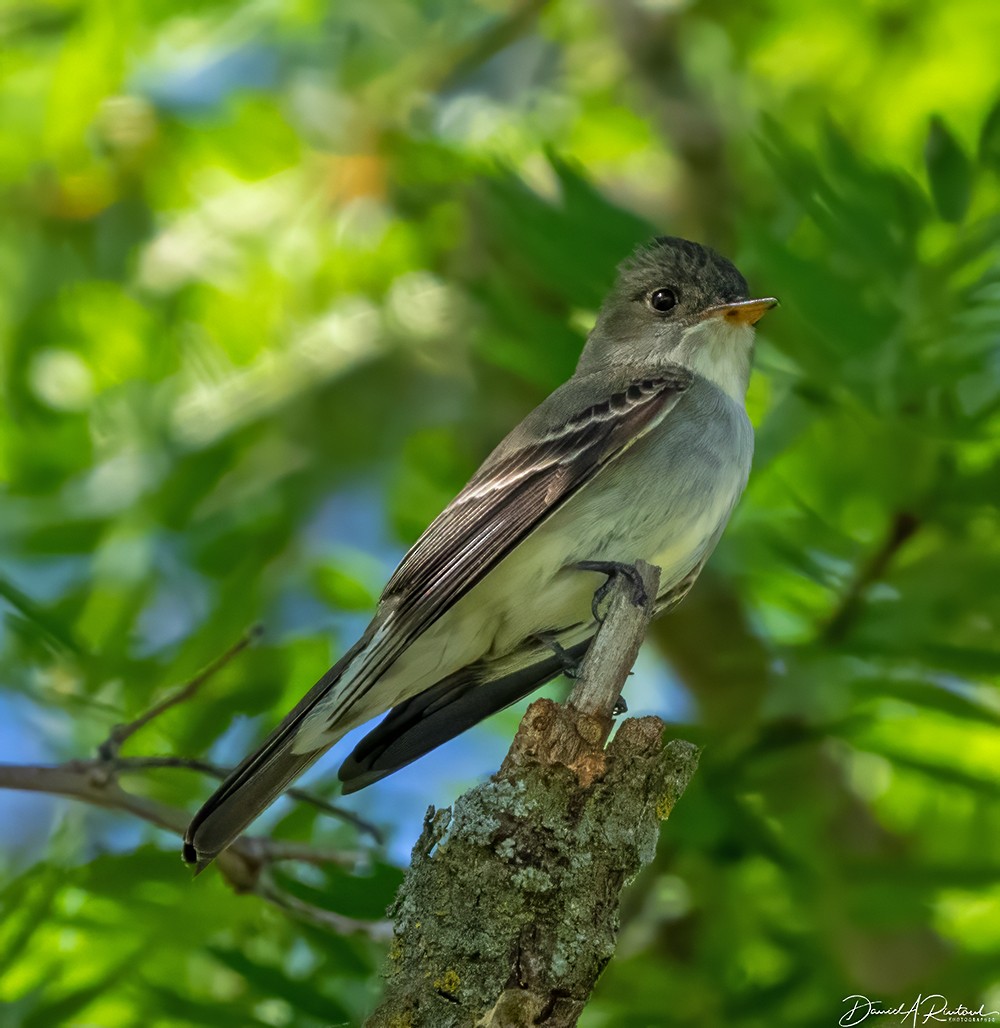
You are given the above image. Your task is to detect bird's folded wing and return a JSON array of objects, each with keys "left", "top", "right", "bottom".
[
  {"left": 383, "top": 366, "right": 693, "bottom": 616},
  {"left": 325, "top": 365, "right": 692, "bottom": 723}
]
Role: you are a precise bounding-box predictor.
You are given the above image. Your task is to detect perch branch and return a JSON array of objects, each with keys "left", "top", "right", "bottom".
[{"left": 365, "top": 560, "right": 700, "bottom": 1028}]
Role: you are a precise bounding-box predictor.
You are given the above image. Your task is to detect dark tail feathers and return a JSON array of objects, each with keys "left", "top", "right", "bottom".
[{"left": 338, "top": 639, "right": 590, "bottom": 793}]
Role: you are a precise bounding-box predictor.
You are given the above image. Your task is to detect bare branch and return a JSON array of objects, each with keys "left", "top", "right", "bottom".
[
  {"left": 0, "top": 759, "right": 383, "bottom": 938},
  {"left": 569, "top": 560, "right": 662, "bottom": 718},
  {"left": 256, "top": 880, "right": 392, "bottom": 940},
  {"left": 237, "top": 837, "right": 363, "bottom": 869},
  {"left": 0, "top": 760, "right": 189, "bottom": 835}
]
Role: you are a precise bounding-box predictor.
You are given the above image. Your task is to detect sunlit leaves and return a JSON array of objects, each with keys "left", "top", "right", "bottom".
[{"left": 1, "top": 0, "right": 1000, "bottom": 1025}]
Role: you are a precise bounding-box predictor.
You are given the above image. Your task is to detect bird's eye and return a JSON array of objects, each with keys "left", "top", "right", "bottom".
[{"left": 648, "top": 287, "right": 677, "bottom": 313}]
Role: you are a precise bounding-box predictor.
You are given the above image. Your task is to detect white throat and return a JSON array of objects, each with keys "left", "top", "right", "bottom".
[{"left": 675, "top": 318, "right": 753, "bottom": 404}]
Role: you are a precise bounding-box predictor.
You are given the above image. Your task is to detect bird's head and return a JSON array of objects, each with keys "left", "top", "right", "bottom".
[{"left": 579, "top": 236, "right": 777, "bottom": 402}]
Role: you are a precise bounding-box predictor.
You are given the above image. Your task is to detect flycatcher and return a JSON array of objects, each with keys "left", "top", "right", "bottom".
[{"left": 184, "top": 236, "right": 777, "bottom": 869}]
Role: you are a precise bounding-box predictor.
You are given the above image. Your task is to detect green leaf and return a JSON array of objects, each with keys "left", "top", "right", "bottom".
[
  {"left": 925, "top": 116, "right": 973, "bottom": 222},
  {"left": 0, "top": 866, "right": 62, "bottom": 978},
  {"left": 0, "top": 576, "right": 81, "bottom": 654},
  {"left": 298, "top": 923, "right": 375, "bottom": 977},
  {"left": 21, "top": 958, "right": 136, "bottom": 1028},
  {"left": 977, "top": 95, "right": 1000, "bottom": 171},
  {"left": 864, "top": 746, "right": 999, "bottom": 796},
  {"left": 919, "top": 645, "right": 1000, "bottom": 676},
  {"left": 844, "top": 859, "right": 1000, "bottom": 888},
  {"left": 140, "top": 983, "right": 272, "bottom": 1027},
  {"left": 313, "top": 563, "right": 377, "bottom": 612}
]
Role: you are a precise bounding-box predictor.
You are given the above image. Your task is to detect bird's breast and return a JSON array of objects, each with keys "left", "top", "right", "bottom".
[{"left": 552, "top": 381, "right": 753, "bottom": 583}]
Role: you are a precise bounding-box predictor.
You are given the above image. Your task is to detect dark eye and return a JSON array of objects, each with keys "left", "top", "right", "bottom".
[{"left": 648, "top": 287, "right": 677, "bottom": 313}]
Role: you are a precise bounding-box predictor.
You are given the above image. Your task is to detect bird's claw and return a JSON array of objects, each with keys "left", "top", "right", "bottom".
[{"left": 576, "top": 560, "right": 648, "bottom": 622}]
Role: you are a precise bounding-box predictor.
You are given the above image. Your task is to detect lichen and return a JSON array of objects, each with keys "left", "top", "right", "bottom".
[
  {"left": 433, "top": 969, "right": 461, "bottom": 996},
  {"left": 512, "top": 866, "right": 553, "bottom": 892}
]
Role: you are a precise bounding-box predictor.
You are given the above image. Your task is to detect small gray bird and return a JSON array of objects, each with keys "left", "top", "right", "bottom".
[{"left": 184, "top": 236, "right": 777, "bottom": 869}]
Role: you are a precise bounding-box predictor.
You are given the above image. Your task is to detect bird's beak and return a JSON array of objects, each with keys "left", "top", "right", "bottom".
[{"left": 701, "top": 297, "right": 779, "bottom": 326}]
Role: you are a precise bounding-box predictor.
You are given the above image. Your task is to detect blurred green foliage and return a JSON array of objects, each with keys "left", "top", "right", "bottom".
[{"left": 1, "top": 0, "right": 999, "bottom": 1025}]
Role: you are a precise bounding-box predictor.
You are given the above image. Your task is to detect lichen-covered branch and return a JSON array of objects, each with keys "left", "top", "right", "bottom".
[{"left": 365, "top": 561, "right": 700, "bottom": 1027}]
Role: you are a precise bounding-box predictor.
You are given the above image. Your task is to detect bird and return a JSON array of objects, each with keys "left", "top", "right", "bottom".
[{"left": 183, "top": 235, "right": 777, "bottom": 870}]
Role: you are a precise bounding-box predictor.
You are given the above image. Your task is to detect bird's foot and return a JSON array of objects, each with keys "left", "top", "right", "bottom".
[
  {"left": 534, "top": 632, "right": 629, "bottom": 715},
  {"left": 534, "top": 633, "right": 628, "bottom": 715},
  {"left": 534, "top": 632, "right": 582, "bottom": 679},
  {"left": 576, "top": 560, "right": 649, "bottom": 622}
]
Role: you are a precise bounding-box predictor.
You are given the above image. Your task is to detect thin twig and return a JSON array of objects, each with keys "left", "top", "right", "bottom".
[
  {"left": 569, "top": 560, "right": 661, "bottom": 721},
  {"left": 112, "top": 756, "right": 384, "bottom": 843},
  {"left": 239, "top": 838, "right": 364, "bottom": 868},
  {"left": 98, "top": 625, "right": 263, "bottom": 759},
  {"left": 257, "top": 881, "right": 392, "bottom": 940},
  {"left": 285, "top": 786, "right": 381, "bottom": 845},
  {"left": 824, "top": 512, "right": 920, "bottom": 643},
  {"left": 0, "top": 761, "right": 191, "bottom": 834}
]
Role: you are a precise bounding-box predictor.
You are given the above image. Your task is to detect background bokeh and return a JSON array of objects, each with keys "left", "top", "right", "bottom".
[{"left": 1, "top": 0, "right": 999, "bottom": 1025}]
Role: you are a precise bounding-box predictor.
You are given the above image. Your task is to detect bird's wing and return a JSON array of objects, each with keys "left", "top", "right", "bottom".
[
  {"left": 382, "top": 366, "right": 692, "bottom": 619},
  {"left": 338, "top": 639, "right": 591, "bottom": 792}
]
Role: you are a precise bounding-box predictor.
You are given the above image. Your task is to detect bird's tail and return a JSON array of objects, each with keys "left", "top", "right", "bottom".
[{"left": 183, "top": 629, "right": 378, "bottom": 871}]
